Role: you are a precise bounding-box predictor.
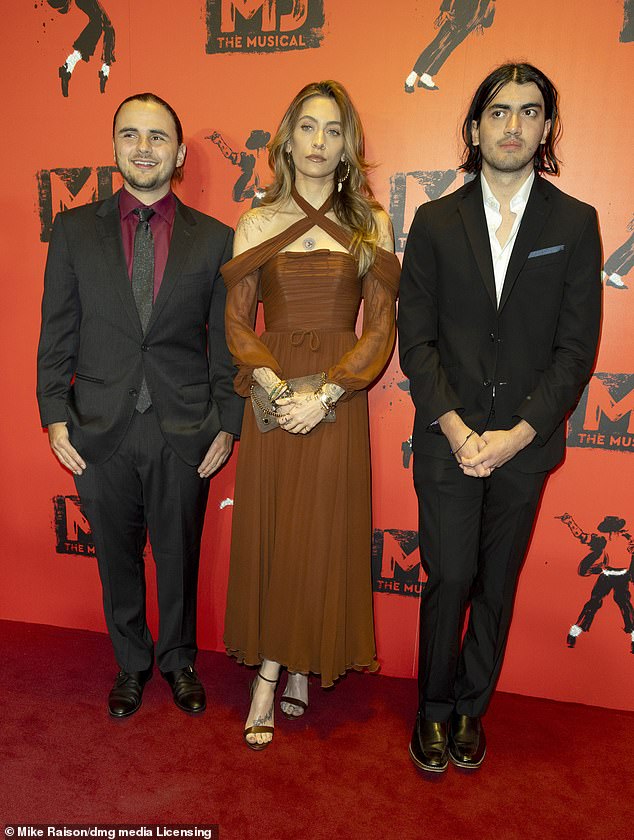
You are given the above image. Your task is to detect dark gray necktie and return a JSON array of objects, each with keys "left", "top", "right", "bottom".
[{"left": 132, "top": 207, "right": 154, "bottom": 412}]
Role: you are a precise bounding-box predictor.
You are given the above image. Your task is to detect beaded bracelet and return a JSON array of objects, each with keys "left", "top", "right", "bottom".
[{"left": 450, "top": 429, "right": 475, "bottom": 456}]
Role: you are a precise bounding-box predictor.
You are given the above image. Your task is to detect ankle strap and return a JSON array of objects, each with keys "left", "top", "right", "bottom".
[{"left": 257, "top": 670, "right": 278, "bottom": 684}]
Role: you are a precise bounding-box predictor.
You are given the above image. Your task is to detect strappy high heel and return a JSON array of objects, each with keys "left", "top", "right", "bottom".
[
  {"left": 244, "top": 670, "right": 278, "bottom": 751},
  {"left": 280, "top": 673, "right": 309, "bottom": 720}
]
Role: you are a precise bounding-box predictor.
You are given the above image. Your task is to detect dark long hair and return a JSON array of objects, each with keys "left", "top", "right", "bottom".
[
  {"left": 112, "top": 92, "right": 185, "bottom": 182},
  {"left": 460, "top": 63, "right": 561, "bottom": 176}
]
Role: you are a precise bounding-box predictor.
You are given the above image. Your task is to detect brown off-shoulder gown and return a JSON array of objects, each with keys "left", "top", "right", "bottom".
[{"left": 222, "top": 189, "right": 400, "bottom": 687}]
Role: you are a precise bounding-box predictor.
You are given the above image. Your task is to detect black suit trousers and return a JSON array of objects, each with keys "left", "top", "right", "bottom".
[
  {"left": 75, "top": 408, "right": 210, "bottom": 673},
  {"left": 413, "top": 452, "right": 547, "bottom": 721}
]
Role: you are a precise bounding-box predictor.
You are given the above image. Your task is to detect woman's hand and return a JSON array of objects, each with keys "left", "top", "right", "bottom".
[
  {"left": 253, "top": 366, "right": 283, "bottom": 392},
  {"left": 276, "top": 393, "right": 326, "bottom": 434}
]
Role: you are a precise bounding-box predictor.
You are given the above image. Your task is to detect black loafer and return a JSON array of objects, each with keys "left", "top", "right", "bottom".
[
  {"left": 449, "top": 713, "right": 486, "bottom": 769},
  {"left": 108, "top": 668, "right": 152, "bottom": 718},
  {"left": 408, "top": 712, "right": 449, "bottom": 773},
  {"left": 163, "top": 665, "right": 206, "bottom": 713}
]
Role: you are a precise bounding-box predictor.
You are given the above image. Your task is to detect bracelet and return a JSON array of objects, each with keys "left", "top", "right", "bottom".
[
  {"left": 315, "top": 386, "right": 336, "bottom": 415},
  {"left": 268, "top": 380, "right": 291, "bottom": 402},
  {"left": 450, "top": 429, "right": 475, "bottom": 456}
]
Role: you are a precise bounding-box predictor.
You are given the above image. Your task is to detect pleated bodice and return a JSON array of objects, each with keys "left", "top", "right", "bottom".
[{"left": 260, "top": 251, "right": 360, "bottom": 333}]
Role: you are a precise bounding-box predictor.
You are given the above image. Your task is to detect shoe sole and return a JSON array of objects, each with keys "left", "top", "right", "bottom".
[
  {"left": 174, "top": 700, "right": 206, "bottom": 714},
  {"left": 448, "top": 746, "right": 486, "bottom": 769},
  {"left": 408, "top": 742, "right": 448, "bottom": 773}
]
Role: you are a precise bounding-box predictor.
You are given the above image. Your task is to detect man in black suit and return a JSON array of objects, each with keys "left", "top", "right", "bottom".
[
  {"left": 399, "top": 63, "right": 601, "bottom": 772},
  {"left": 37, "top": 93, "right": 243, "bottom": 717}
]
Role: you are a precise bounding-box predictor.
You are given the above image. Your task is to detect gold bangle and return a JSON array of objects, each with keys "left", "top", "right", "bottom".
[
  {"left": 315, "top": 386, "right": 336, "bottom": 415},
  {"left": 269, "top": 380, "right": 291, "bottom": 401}
]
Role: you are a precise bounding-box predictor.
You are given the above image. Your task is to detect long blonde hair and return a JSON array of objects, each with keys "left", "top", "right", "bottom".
[{"left": 263, "top": 80, "right": 382, "bottom": 276}]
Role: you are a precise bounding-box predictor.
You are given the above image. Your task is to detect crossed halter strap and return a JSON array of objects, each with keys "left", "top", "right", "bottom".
[
  {"left": 221, "top": 185, "right": 400, "bottom": 294},
  {"left": 221, "top": 187, "right": 353, "bottom": 290}
]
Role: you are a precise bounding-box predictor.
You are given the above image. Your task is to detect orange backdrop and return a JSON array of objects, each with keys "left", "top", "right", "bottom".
[{"left": 1, "top": 0, "right": 632, "bottom": 711}]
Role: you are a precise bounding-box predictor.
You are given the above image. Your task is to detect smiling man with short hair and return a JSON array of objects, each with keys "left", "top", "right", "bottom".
[{"left": 37, "top": 93, "right": 243, "bottom": 718}]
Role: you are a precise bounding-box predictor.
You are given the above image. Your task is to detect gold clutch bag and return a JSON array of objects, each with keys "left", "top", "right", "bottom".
[{"left": 250, "top": 373, "right": 336, "bottom": 433}]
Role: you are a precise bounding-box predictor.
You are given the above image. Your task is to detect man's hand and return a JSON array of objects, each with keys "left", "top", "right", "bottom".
[
  {"left": 48, "top": 421, "right": 86, "bottom": 476},
  {"left": 460, "top": 421, "right": 536, "bottom": 473},
  {"left": 198, "top": 430, "right": 234, "bottom": 478},
  {"left": 438, "top": 410, "right": 491, "bottom": 478}
]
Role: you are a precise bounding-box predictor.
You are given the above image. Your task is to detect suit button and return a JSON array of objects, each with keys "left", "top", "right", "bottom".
[
  {"left": 483, "top": 380, "right": 491, "bottom": 387},
  {"left": 489, "top": 333, "right": 495, "bottom": 341},
  {"left": 128, "top": 388, "right": 137, "bottom": 397},
  {"left": 141, "top": 343, "right": 149, "bottom": 351}
]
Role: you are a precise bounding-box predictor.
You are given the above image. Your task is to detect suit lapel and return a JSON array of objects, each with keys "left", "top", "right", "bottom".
[
  {"left": 458, "top": 177, "right": 497, "bottom": 309},
  {"left": 146, "top": 199, "right": 197, "bottom": 332},
  {"left": 95, "top": 190, "right": 143, "bottom": 335},
  {"left": 498, "top": 175, "right": 551, "bottom": 312}
]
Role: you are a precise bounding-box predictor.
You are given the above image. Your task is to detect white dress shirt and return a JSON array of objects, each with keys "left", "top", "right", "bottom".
[{"left": 481, "top": 170, "right": 535, "bottom": 305}]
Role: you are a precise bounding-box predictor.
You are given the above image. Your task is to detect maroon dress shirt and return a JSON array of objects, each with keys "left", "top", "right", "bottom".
[{"left": 119, "top": 188, "right": 176, "bottom": 301}]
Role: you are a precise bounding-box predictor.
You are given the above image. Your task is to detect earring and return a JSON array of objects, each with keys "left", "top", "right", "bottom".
[{"left": 337, "top": 158, "right": 350, "bottom": 192}]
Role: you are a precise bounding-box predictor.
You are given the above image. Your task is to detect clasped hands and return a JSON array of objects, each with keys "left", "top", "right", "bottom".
[
  {"left": 439, "top": 411, "right": 536, "bottom": 478},
  {"left": 276, "top": 392, "right": 326, "bottom": 435},
  {"left": 253, "top": 367, "right": 340, "bottom": 436}
]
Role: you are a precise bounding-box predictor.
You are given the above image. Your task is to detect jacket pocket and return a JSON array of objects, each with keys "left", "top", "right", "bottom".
[
  {"left": 75, "top": 372, "right": 105, "bottom": 384},
  {"left": 524, "top": 251, "right": 566, "bottom": 270}
]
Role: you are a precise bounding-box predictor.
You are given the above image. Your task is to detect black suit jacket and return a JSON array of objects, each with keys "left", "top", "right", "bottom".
[
  {"left": 37, "top": 190, "right": 244, "bottom": 465},
  {"left": 398, "top": 174, "right": 602, "bottom": 473}
]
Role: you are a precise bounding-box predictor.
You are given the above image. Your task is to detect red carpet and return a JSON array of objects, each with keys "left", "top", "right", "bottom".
[{"left": 1, "top": 619, "right": 630, "bottom": 840}]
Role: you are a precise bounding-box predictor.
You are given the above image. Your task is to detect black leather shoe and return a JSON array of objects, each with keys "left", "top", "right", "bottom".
[
  {"left": 566, "top": 633, "right": 577, "bottom": 648},
  {"left": 408, "top": 712, "right": 449, "bottom": 773},
  {"left": 59, "top": 65, "right": 71, "bottom": 97},
  {"left": 163, "top": 665, "right": 206, "bottom": 713},
  {"left": 108, "top": 668, "right": 152, "bottom": 718},
  {"left": 98, "top": 69, "right": 108, "bottom": 93},
  {"left": 449, "top": 713, "right": 486, "bottom": 769}
]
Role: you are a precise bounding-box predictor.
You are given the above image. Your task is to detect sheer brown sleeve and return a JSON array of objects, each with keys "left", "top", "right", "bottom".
[
  {"left": 326, "top": 248, "right": 400, "bottom": 393},
  {"left": 223, "top": 261, "right": 283, "bottom": 397}
]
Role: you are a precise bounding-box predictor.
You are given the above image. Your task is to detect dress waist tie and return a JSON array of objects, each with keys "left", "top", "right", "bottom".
[{"left": 290, "top": 329, "right": 321, "bottom": 351}]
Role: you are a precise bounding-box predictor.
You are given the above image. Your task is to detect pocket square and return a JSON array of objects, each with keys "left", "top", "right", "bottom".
[{"left": 528, "top": 245, "right": 565, "bottom": 258}]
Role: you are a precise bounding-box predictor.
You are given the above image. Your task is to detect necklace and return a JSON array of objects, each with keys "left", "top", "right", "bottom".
[{"left": 303, "top": 237, "right": 316, "bottom": 251}]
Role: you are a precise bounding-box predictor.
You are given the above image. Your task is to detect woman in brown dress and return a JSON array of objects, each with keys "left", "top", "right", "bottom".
[{"left": 222, "top": 80, "right": 400, "bottom": 749}]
